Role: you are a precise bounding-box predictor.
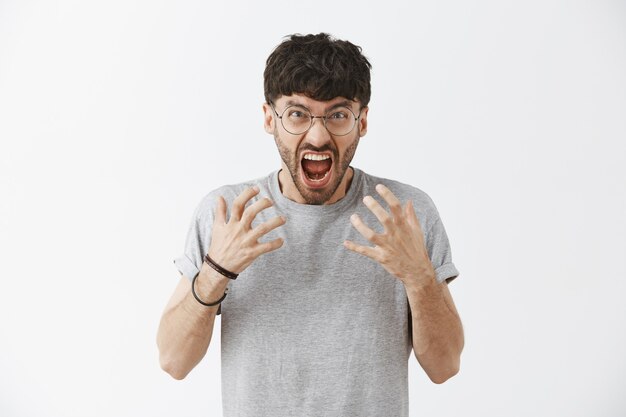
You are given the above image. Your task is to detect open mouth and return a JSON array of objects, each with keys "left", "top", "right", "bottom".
[{"left": 300, "top": 152, "right": 333, "bottom": 187}]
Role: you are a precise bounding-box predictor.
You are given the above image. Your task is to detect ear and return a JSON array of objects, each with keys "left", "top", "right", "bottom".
[
  {"left": 358, "top": 106, "right": 369, "bottom": 137},
  {"left": 262, "top": 102, "right": 275, "bottom": 134}
]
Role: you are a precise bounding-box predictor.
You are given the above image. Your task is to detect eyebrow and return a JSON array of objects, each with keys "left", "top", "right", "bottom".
[{"left": 284, "top": 99, "right": 355, "bottom": 111}]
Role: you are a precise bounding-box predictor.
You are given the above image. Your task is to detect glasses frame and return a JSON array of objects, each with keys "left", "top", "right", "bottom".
[{"left": 269, "top": 102, "right": 364, "bottom": 136}]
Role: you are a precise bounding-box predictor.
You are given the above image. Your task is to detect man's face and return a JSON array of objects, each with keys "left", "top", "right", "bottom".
[{"left": 263, "top": 94, "right": 369, "bottom": 205}]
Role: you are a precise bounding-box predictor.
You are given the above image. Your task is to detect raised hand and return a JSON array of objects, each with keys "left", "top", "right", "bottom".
[
  {"left": 343, "top": 184, "right": 435, "bottom": 286},
  {"left": 207, "top": 186, "right": 286, "bottom": 275}
]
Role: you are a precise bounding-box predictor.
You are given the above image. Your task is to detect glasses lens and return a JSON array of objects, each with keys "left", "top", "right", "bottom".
[
  {"left": 325, "top": 107, "right": 356, "bottom": 136},
  {"left": 281, "top": 105, "right": 312, "bottom": 135}
]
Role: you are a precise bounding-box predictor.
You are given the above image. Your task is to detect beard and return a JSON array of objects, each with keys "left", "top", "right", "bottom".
[{"left": 274, "top": 130, "right": 360, "bottom": 205}]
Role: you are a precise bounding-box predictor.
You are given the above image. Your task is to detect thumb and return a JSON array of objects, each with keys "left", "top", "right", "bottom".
[
  {"left": 214, "top": 195, "right": 227, "bottom": 224},
  {"left": 405, "top": 200, "right": 419, "bottom": 229},
  {"left": 405, "top": 200, "right": 414, "bottom": 225}
]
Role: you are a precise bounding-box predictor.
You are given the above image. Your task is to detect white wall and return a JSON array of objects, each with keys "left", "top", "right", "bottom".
[{"left": 1, "top": 0, "right": 625, "bottom": 416}]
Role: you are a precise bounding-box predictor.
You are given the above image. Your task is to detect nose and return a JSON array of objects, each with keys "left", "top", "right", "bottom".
[{"left": 305, "top": 116, "right": 332, "bottom": 147}]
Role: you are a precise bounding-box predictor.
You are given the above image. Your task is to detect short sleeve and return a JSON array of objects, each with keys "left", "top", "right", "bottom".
[
  {"left": 173, "top": 195, "right": 222, "bottom": 315},
  {"left": 426, "top": 217, "right": 460, "bottom": 284}
]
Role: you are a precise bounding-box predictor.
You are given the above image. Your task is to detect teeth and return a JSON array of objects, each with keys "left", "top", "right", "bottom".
[{"left": 303, "top": 153, "right": 330, "bottom": 161}]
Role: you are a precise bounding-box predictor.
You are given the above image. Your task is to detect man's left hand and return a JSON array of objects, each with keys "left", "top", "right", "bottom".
[{"left": 343, "top": 184, "right": 436, "bottom": 287}]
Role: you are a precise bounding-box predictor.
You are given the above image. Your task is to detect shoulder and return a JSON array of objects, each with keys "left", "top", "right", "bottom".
[
  {"left": 193, "top": 170, "right": 275, "bottom": 220},
  {"left": 356, "top": 168, "right": 442, "bottom": 231}
]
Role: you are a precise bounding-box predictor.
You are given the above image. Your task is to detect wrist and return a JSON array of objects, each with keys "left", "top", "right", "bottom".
[
  {"left": 402, "top": 267, "right": 438, "bottom": 293},
  {"left": 195, "top": 263, "right": 231, "bottom": 297}
]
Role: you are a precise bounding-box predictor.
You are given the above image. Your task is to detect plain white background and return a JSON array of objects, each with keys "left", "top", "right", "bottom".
[{"left": 1, "top": 0, "right": 625, "bottom": 416}]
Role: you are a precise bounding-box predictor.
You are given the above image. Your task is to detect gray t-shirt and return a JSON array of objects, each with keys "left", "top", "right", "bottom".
[{"left": 173, "top": 166, "right": 460, "bottom": 417}]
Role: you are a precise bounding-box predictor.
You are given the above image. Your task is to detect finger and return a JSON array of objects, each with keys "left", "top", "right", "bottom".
[
  {"left": 362, "top": 195, "right": 393, "bottom": 231},
  {"left": 249, "top": 215, "right": 286, "bottom": 241},
  {"left": 375, "top": 184, "right": 404, "bottom": 222},
  {"left": 214, "top": 195, "right": 227, "bottom": 224},
  {"left": 349, "top": 213, "right": 382, "bottom": 245},
  {"left": 405, "top": 200, "right": 423, "bottom": 232},
  {"left": 343, "top": 240, "right": 379, "bottom": 261},
  {"left": 241, "top": 197, "right": 274, "bottom": 229},
  {"left": 252, "top": 237, "right": 284, "bottom": 256},
  {"left": 230, "top": 186, "right": 260, "bottom": 222}
]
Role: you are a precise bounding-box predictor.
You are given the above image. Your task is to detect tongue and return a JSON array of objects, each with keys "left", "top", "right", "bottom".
[{"left": 302, "top": 158, "right": 332, "bottom": 175}]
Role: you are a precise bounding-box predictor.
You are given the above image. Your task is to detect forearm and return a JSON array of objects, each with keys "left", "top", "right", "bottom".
[
  {"left": 405, "top": 271, "right": 464, "bottom": 384},
  {"left": 157, "top": 265, "right": 229, "bottom": 379}
]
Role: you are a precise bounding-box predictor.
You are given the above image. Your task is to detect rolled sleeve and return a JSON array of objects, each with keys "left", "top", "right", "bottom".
[
  {"left": 173, "top": 199, "right": 211, "bottom": 282},
  {"left": 173, "top": 254, "right": 201, "bottom": 282},
  {"left": 434, "top": 262, "right": 460, "bottom": 285},
  {"left": 173, "top": 194, "right": 222, "bottom": 315},
  {"left": 426, "top": 217, "right": 460, "bottom": 284}
]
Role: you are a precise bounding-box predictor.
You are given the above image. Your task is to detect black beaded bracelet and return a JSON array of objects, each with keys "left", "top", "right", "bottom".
[
  {"left": 191, "top": 273, "right": 228, "bottom": 307},
  {"left": 204, "top": 253, "right": 239, "bottom": 280}
]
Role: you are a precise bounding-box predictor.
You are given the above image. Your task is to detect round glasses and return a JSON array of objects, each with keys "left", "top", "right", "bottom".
[{"left": 270, "top": 103, "right": 362, "bottom": 136}]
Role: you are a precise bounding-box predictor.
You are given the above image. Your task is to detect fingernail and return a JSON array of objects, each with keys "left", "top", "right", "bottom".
[{"left": 253, "top": 185, "right": 260, "bottom": 192}]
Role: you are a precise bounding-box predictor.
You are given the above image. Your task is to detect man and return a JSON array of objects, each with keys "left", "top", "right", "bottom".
[{"left": 157, "top": 33, "right": 464, "bottom": 417}]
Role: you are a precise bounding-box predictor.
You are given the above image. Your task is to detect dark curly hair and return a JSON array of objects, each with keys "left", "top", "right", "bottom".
[{"left": 264, "top": 33, "right": 372, "bottom": 107}]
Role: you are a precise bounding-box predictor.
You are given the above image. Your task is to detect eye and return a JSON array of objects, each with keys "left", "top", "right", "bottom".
[
  {"left": 289, "top": 110, "right": 305, "bottom": 118},
  {"left": 328, "top": 109, "right": 349, "bottom": 120},
  {"left": 286, "top": 107, "right": 310, "bottom": 119}
]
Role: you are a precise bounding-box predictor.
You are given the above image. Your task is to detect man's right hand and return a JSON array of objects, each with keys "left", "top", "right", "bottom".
[
  {"left": 158, "top": 186, "right": 285, "bottom": 379},
  {"left": 206, "top": 186, "right": 286, "bottom": 275}
]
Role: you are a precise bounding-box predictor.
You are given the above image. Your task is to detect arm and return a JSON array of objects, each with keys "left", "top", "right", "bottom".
[
  {"left": 158, "top": 186, "right": 286, "bottom": 380},
  {"left": 405, "top": 273, "right": 464, "bottom": 384},
  {"left": 342, "top": 184, "right": 463, "bottom": 383},
  {"left": 156, "top": 264, "right": 230, "bottom": 380}
]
